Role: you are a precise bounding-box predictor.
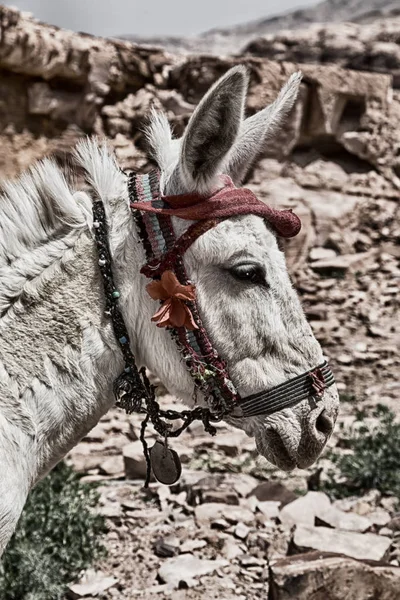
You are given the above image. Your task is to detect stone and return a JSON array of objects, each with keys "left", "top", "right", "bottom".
[
  {"left": 153, "top": 536, "right": 180, "bottom": 558},
  {"left": 99, "top": 455, "right": 124, "bottom": 476},
  {"left": 234, "top": 522, "right": 250, "bottom": 540},
  {"left": 257, "top": 501, "right": 281, "bottom": 520},
  {"left": 97, "top": 503, "right": 122, "bottom": 519},
  {"left": 123, "top": 441, "right": 148, "bottom": 480},
  {"left": 368, "top": 509, "right": 392, "bottom": 528},
  {"left": 279, "top": 491, "right": 331, "bottom": 528},
  {"left": 83, "top": 424, "right": 107, "bottom": 442},
  {"left": 223, "top": 540, "right": 245, "bottom": 560},
  {"left": 269, "top": 552, "right": 400, "bottom": 600},
  {"left": 309, "top": 247, "right": 337, "bottom": 262},
  {"left": 201, "top": 489, "right": 240, "bottom": 505},
  {"left": 180, "top": 539, "right": 207, "bottom": 553},
  {"left": 387, "top": 516, "right": 400, "bottom": 532},
  {"left": 158, "top": 554, "right": 228, "bottom": 588},
  {"left": 68, "top": 570, "right": 118, "bottom": 598},
  {"left": 316, "top": 504, "right": 372, "bottom": 533},
  {"left": 195, "top": 503, "right": 255, "bottom": 526},
  {"left": 248, "top": 481, "right": 296, "bottom": 507},
  {"left": 225, "top": 474, "right": 259, "bottom": 498},
  {"left": 310, "top": 253, "right": 373, "bottom": 274},
  {"left": 211, "top": 431, "right": 251, "bottom": 456},
  {"left": 293, "top": 525, "right": 392, "bottom": 561},
  {"left": 239, "top": 555, "right": 266, "bottom": 568}
]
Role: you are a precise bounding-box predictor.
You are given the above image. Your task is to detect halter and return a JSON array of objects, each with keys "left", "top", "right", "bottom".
[{"left": 92, "top": 170, "right": 335, "bottom": 485}]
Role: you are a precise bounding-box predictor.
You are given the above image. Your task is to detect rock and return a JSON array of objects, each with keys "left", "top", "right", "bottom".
[
  {"left": 224, "top": 474, "right": 259, "bottom": 498},
  {"left": 195, "top": 503, "right": 255, "bottom": 526},
  {"left": 223, "top": 540, "right": 245, "bottom": 560},
  {"left": 123, "top": 441, "right": 147, "bottom": 480},
  {"left": 83, "top": 424, "right": 107, "bottom": 442},
  {"left": 211, "top": 431, "right": 252, "bottom": 456},
  {"left": 180, "top": 539, "right": 207, "bottom": 553},
  {"left": 316, "top": 505, "right": 372, "bottom": 533},
  {"left": 309, "top": 247, "right": 337, "bottom": 261},
  {"left": 368, "top": 509, "right": 392, "bottom": 528},
  {"left": 239, "top": 555, "right": 266, "bottom": 568},
  {"left": 97, "top": 503, "right": 122, "bottom": 519},
  {"left": 234, "top": 522, "right": 250, "bottom": 540},
  {"left": 153, "top": 536, "right": 180, "bottom": 558},
  {"left": 248, "top": 481, "right": 296, "bottom": 507},
  {"left": 158, "top": 554, "right": 228, "bottom": 588},
  {"left": 186, "top": 474, "right": 240, "bottom": 505},
  {"left": 99, "top": 455, "right": 124, "bottom": 476},
  {"left": 257, "top": 501, "right": 281, "bottom": 520},
  {"left": 68, "top": 570, "right": 118, "bottom": 598},
  {"left": 387, "top": 516, "right": 400, "bottom": 532},
  {"left": 269, "top": 551, "right": 400, "bottom": 600},
  {"left": 337, "top": 354, "right": 353, "bottom": 365},
  {"left": 380, "top": 497, "right": 399, "bottom": 513},
  {"left": 293, "top": 525, "right": 392, "bottom": 561},
  {"left": 380, "top": 527, "right": 394, "bottom": 537},
  {"left": 279, "top": 491, "right": 331, "bottom": 528},
  {"left": 201, "top": 489, "right": 240, "bottom": 505},
  {"left": 310, "top": 253, "right": 373, "bottom": 275}
]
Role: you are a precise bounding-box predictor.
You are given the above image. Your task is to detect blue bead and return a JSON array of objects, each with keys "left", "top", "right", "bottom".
[
  {"left": 112, "top": 291, "right": 120, "bottom": 299},
  {"left": 119, "top": 336, "right": 128, "bottom": 344},
  {"left": 124, "top": 366, "right": 131, "bottom": 373}
]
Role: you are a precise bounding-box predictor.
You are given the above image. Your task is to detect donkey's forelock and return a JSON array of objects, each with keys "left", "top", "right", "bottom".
[{"left": 145, "top": 66, "right": 303, "bottom": 195}]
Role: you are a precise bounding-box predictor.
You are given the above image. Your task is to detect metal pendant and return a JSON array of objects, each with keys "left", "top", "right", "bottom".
[{"left": 149, "top": 440, "right": 182, "bottom": 485}]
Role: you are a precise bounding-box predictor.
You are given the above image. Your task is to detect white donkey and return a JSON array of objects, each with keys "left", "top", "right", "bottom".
[{"left": 0, "top": 65, "right": 339, "bottom": 554}]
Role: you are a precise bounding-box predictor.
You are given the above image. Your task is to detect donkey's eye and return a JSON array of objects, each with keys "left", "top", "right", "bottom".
[{"left": 228, "top": 264, "right": 267, "bottom": 286}]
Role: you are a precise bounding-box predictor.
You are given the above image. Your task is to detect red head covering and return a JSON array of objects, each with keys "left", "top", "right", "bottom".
[{"left": 132, "top": 176, "right": 301, "bottom": 238}]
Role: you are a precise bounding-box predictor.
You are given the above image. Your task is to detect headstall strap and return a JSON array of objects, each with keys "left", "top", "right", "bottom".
[
  {"left": 92, "top": 168, "right": 335, "bottom": 486},
  {"left": 129, "top": 170, "right": 239, "bottom": 419}
]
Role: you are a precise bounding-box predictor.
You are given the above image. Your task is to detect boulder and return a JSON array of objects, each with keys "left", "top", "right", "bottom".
[
  {"left": 293, "top": 525, "right": 392, "bottom": 561},
  {"left": 279, "top": 491, "right": 331, "bottom": 528},
  {"left": 270, "top": 552, "right": 400, "bottom": 600}
]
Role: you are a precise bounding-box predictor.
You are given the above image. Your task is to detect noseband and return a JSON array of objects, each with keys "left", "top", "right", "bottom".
[{"left": 92, "top": 170, "right": 335, "bottom": 485}]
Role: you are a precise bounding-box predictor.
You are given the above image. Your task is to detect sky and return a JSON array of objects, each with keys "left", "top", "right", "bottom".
[{"left": 5, "top": 0, "right": 320, "bottom": 37}]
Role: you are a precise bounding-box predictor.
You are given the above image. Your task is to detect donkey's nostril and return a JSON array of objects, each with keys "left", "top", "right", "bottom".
[{"left": 315, "top": 409, "right": 334, "bottom": 436}]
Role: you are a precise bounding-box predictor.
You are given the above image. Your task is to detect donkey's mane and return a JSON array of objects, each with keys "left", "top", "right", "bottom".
[{"left": 0, "top": 140, "right": 124, "bottom": 317}]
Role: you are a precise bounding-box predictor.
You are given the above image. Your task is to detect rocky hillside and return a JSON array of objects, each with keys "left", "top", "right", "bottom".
[
  {"left": 123, "top": 0, "right": 400, "bottom": 55},
  {"left": 0, "top": 4, "right": 398, "bottom": 599},
  {"left": 245, "top": 12, "right": 400, "bottom": 85}
]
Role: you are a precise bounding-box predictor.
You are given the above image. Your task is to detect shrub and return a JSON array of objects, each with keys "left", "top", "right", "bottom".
[
  {"left": 321, "top": 404, "right": 400, "bottom": 500},
  {"left": 0, "top": 462, "right": 107, "bottom": 600}
]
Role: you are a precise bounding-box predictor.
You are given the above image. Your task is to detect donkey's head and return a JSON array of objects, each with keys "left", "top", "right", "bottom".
[{"left": 144, "top": 66, "right": 339, "bottom": 471}]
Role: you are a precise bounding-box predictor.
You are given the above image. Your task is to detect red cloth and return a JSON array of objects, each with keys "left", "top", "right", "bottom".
[{"left": 132, "top": 181, "right": 301, "bottom": 238}]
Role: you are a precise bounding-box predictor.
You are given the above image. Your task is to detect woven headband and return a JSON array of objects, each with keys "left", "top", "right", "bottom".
[{"left": 132, "top": 175, "right": 301, "bottom": 239}]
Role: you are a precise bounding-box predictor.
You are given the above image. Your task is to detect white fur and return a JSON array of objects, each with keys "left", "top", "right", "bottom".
[{"left": 0, "top": 66, "right": 339, "bottom": 555}]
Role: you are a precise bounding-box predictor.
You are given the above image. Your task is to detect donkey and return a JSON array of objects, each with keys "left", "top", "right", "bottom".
[{"left": 0, "top": 65, "right": 339, "bottom": 554}]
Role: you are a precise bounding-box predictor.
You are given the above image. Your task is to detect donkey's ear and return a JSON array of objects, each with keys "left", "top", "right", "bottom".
[
  {"left": 180, "top": 65, "right": 248, "bottom": 191},
  {"left": 225, "top": 71, "right": 302, "bottom": 185}
]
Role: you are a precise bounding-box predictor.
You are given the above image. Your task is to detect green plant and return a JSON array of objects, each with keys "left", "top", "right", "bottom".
[
  {"left": 321, "top": 404, "right": 400, "bottom": 500},
  {"left": 0, "top": 462, "right": 107, "bottom": 600},
  {"left": 339, "top": 392, "right": 357, "bottom": 404}
]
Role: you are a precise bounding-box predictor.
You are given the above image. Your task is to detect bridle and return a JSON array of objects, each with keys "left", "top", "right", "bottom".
[{"left": 92, "top": 170, "right": 335, "bottom": 485}]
